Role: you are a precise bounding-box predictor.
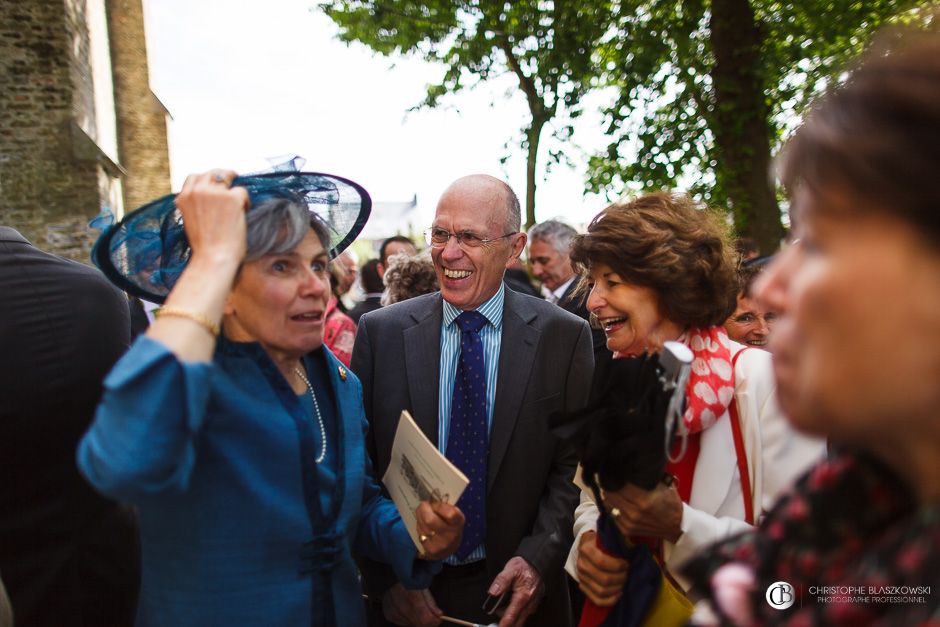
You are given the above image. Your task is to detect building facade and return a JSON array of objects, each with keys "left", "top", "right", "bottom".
[{"left": 0, "top": 0, "right": 170, "bottom": 262}]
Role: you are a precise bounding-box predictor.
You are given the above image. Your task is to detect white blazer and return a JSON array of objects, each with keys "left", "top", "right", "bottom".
[{"left": 565, "top": 342, "right": 826, "bottom": 590}]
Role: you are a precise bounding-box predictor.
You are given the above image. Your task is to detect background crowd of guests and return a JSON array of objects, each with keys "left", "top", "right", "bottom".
[{"left": 1, "top": 23, "right": 937, "bottom": 627}]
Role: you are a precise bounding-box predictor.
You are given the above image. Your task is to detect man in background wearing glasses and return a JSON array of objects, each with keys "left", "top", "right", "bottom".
[{"left": 352, "top": 174, "right": 593, "bottom": 627}]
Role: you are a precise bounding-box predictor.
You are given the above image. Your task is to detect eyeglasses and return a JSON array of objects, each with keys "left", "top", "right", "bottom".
[{"left": 424, "top": 227, "right": 518, "bottom": 249}]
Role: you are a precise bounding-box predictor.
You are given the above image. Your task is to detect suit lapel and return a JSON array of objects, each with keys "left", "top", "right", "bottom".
[
  {"left": 487, "top": 288, "right": 539, "bottom": 490},
  {"left": 558, "top": 278, "right": 583, "bottom": 314},
  {"left": 403, "top": 296, "right": 443, "bottom": 446},
  {"left": 560, "top": 278, "right": 577, "bottom": 303}
]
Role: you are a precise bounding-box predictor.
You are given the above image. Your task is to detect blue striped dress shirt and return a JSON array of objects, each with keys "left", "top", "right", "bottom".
[{"left": 438, "top": 288, "right": 504, "bottom": 564}]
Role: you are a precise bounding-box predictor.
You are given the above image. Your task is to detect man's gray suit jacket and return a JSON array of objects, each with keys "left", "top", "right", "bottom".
[{"left": 351, "top": 286, "right": 594, "bottom": 624}]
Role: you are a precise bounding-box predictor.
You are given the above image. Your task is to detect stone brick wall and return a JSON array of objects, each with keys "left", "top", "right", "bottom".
[
  {"left": 108, "top": 0, "right": 171, "bottom": 212},
  {"left": 1, "top": 0, "right": 102, "bottom": 260},
  {"left": 0, "top": 0, "right": 168, "bottom": 263}
]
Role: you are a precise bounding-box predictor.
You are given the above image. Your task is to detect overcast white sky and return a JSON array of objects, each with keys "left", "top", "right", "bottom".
[{"left": 143, "top": 0, "right": 614, "bottom": 236}]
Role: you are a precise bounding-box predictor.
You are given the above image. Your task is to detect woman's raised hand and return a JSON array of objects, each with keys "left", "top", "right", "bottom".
[
  {"left": 147, "top": 169, "right": 249, "bottom": 362},
  {"left": 175, "top": 170, "right": 250, "bottom": 264}
]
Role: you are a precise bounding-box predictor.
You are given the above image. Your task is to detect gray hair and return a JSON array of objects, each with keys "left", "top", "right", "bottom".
[
  {"left": 244, "top": 196, "right": 331, "bottom": 261},
  {"left": 528, "top": 220, "right": 577, "bottom": 255},
  {"left": 504, "top": 184, "right": 522, "bottom": 233}
]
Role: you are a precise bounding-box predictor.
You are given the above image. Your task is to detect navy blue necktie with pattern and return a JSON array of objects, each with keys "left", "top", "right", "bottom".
[{"left": 446, "top": 310, "right": 489, "bottom": 560}]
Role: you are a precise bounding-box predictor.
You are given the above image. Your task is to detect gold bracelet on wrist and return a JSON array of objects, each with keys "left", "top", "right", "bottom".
[{"left": 154, "top": 307, "right": 220, "bottom": 337}]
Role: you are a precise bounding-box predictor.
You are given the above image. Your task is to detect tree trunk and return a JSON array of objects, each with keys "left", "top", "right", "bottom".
[
  {"left": 709, "top": 0, "right": 785, "bottom": 255},
  {"left": 524, "top": 116, "right": 547, "bottom": 230}
]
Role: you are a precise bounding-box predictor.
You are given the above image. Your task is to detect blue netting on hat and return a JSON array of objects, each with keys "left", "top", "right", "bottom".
[{"left": 92, "top": 171, "right": 371, "bottom": 303}]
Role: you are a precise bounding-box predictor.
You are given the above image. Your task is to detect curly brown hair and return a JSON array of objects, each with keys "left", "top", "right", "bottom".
[
  {"left": 382, "top": 252, "right": 439, "bottom": 306},
  {"left": 570, "top": 192, "right": 738, "bottom": 328}
]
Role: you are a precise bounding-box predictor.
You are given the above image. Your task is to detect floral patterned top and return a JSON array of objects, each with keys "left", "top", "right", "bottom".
[
  {"left": 323, "top": 296, "right": 356, "bottom": 367},
  {"left": 683, "top": 450, "right": 940, "bottom": 625}
]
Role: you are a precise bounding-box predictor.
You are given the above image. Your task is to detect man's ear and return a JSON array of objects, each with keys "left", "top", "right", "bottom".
[{"left": 506, "top": 232, "right": 527, "bottom": 267}]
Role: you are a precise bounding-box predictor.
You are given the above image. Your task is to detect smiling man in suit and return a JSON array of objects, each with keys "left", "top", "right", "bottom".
[{"left": 352, "top": 175, "right": 593, "bottom": 626}]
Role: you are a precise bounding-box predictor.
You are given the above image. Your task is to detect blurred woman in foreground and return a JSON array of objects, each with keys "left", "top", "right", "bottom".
[
  {"left": 683, "top": 28, "right": 940, "bottom": 625},
  {"left": 565, "top": 194, "right": 824, "bottom": 611},
  {"left": 78, "top": 171, "right": 463, "bottom": 626}
]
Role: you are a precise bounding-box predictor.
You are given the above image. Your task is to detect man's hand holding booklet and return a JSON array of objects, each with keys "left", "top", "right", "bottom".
[{"left": 383, "top": 410, "right": 468, "bottom": 559}]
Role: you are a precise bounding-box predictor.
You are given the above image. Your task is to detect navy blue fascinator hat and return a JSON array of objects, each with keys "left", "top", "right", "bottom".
[{"left": 92, "top": 170, "right": 371, "bottom": 303}]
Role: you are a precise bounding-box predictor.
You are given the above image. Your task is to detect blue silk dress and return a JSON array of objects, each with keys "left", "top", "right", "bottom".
[{"left": 78, "top": 336, "right": 437, "bottom": 626}]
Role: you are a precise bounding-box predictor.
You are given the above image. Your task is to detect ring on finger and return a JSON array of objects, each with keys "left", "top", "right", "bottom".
[{"left": 213, "top": 173, "right": 228, "bottom": 184}]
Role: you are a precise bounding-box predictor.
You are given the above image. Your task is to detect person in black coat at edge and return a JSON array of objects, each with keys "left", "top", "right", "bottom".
[{"left": 0, "top": 227, "right": 140, "bottom": 627}]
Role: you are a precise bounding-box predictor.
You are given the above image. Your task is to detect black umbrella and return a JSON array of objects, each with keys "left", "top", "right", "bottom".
[{"left": 551, "top": 343, "right": 692, "bottom": 627}]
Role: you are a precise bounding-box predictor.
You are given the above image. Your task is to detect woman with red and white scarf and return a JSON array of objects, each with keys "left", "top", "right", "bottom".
[{"left": 564, "top": 193, "right": 825, "bottom": 618}]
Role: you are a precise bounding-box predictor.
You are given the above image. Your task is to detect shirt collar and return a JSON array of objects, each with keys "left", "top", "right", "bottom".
[
  {"left": 541, "top": 275, "right": 576, "bottom": 303},
  {"left": 0, "top": 227, "right": 30, "bottom": 244},
  {"left": 552, "top": 276, "right": 576, "bottom": 301},
  {"left": 442, "top": 286, "right": 505, "bottom": 330}
]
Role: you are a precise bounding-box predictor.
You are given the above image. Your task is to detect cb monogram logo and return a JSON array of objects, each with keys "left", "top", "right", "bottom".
[{"left": 766, "top": 581, "right": 796, "bottom": 610}]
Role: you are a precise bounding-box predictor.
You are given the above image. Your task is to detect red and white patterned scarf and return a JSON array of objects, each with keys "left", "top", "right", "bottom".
[
  {"left": 682, "top": 326, "right": 735, "bottom": 433},
  {"left": 611, "top": 326, "right": 736, "bottom": 434}
]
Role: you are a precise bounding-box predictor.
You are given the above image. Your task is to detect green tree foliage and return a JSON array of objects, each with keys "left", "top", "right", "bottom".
[
  {"left": 320, "top": 0, "right": 614, "bottom": 228},
  {"left": 587, "top": 0, "right": 921, "bottom": 253}
]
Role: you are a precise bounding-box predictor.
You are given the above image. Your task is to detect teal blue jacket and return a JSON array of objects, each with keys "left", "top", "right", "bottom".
[{"left": 78, "top": 336, "right": 437, "bottom": 626}]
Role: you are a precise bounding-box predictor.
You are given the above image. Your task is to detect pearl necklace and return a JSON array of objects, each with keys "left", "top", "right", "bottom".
[{"left": 294, "top": 367, "right": 327, "bottom": 464}]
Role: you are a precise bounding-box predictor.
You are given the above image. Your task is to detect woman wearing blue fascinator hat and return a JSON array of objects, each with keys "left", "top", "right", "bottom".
[{"left": 78, "top": 167, "right": 465, "bottom": 626}]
